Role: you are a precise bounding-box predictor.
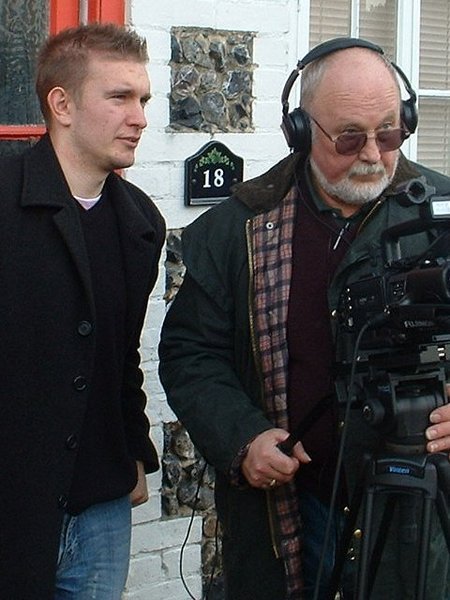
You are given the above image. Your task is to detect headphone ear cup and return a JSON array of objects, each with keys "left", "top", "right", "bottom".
[
  {"left": 281, "top": 107, "right": 311, "bottom": 156},
  {"left": 401, "top": 98, "right": 418, "bottom": 134}
]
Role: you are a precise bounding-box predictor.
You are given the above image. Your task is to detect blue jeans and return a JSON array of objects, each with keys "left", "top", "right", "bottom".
[
  {"left": 55, "top": 495, "right": 132, "bottom": 599},
  {"left": 298, "top": 489, "right": 354, "bottom": 600}
]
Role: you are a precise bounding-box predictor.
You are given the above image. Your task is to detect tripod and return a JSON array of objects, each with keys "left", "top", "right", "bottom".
[
  {"left": 328, "top": 364, "right": 450, "bottom": 600},
  {"left": 328, "top": 448, "right": 450, "bottom": 600}
]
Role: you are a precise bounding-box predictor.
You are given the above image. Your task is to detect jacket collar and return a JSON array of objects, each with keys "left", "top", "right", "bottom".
[
  {"left": 19, "top": 134, "right": 158, "bottom": 337},
  {"left": 231, "top": 151, "right": 422, "bottom": 213},
  {"left": 20, "top": 134, "right": 156, "bottom": 241},
  {"left": 20, "top": 134, "right": 74, "bottom": 209}
]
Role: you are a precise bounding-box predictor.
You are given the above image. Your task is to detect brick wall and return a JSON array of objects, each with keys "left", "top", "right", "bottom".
[{"left": 123, "top": 1, "right": 299, "bottom": 597}]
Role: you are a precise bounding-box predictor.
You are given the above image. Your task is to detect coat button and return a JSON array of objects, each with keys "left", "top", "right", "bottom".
[
  {"left": 77, "top": 321, "right": 93, "bottom": 336},
  {"left": 58, "top": 494, "right": 68, "bottom": 509},
  {"left": 66, "top": 434, "right": 79, "bottom": 451},
  {"left": 73, "top": 375, "right": 87, "bottom": 391}
]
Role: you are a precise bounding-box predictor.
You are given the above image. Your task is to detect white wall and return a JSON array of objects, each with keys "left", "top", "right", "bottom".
[{"left": 123, "top": 1, "right": 300, "bottom": 597}]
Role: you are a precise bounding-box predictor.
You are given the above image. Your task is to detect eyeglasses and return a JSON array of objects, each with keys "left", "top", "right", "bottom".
[{"left": 308, "top": 114, "right": 410, "bottom": 156}]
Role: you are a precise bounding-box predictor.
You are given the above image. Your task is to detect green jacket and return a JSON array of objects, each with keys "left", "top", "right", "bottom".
[{"left": 159, "top": 152, "right": 450, "bottom": 599}]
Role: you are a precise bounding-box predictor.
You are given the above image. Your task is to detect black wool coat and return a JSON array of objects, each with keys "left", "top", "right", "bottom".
[{"left": 0, "top": 135, "right": 165, "bottom": 598}]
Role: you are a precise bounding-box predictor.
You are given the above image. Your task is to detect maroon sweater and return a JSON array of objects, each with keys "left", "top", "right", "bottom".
[{"left": 287, "top": 183, "right": 362, "bottom": 503}]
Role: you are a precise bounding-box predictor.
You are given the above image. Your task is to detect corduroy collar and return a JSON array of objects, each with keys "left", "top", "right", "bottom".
[{"left": 231, "top": 151, "right": 421, "bottom": 214}]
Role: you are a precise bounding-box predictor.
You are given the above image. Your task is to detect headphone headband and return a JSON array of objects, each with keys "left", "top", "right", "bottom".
[
  {"left": 298, "top": 37, "right": 384, "bottom": 69},
  {"left": 281, "top": 37, "right": 418, "bottom": 154}
]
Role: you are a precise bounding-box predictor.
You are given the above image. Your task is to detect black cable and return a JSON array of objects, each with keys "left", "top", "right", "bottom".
[
  {"left": 179, "top": 461, "right": 208, "bottom": 600},
  {"left": 312, "top": 319, "right": 376, "bottom": 600}
]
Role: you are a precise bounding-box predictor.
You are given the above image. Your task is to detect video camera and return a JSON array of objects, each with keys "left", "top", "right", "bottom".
[{"left": 334, "top": 178, "right": 450, "bottom": 448}]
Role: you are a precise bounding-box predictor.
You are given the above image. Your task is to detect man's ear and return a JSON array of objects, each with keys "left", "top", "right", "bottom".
[{"left": 46, "top": 87, "right": 73, "bottom": 126}]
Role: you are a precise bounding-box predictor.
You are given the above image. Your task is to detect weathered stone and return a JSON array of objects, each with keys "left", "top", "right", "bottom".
[
  {"left": 203, "top": 514, "right": 219, "bottom": 538},
  {"left": 170, "top": 96, "right": 202, "bottom": 130},
  {"left": 169, "top": 26, "right": 255, "bottom": 133},
  {"left": 196, "top": 485, "right": 215, "bottom": 511},
  {"left": 170, "top": 35, "right": 183, "bottom": 63},
  {"left": 172, "top": 65, "right": 200, "bottom": 99},
  {"left": 181, "top": 35, "right": 210, "bottom": 68},
  {"left": 230, "top": 102, "right": 247, "bottom": 129},
  {"left": 202, "top": 539, "right": 221, "bottom": 576},
  {"left": 242, "top": 92, "right": 253, "bottom": 108},
  {"left": 171, "top": 427, "right": 197, "bottom": 460},
  {"left": 199, "top": 70, "right": 218, "bottom": 92},
  {"left": 162, "top": 419, "right": 224, "bottom": 590},
  {"left": 161, "top": 493, "right": 179, "bottom": 516},
  {"left": 166, "top": 230, "right": 183, "bottom": 259},
  {"left": 233, "top": 44, "right": 250, "bottom": 65},
  {"left": 209, "top": 40, "right": 226, "bottom": 72},
  {"left": 162, "top": 455, "right": 183, "bottom": 487},
  {"left": 200, "top": 91, "right": 228, "bottom": 129},
  {"left": 163, "top": 229, "right": 186, "bottom": 305},
  {"left": 223, "top": 70, "right": 251, "bottom": 99},
  {"left": 177, "top": 479, "right": 201, "bottom": 508}
]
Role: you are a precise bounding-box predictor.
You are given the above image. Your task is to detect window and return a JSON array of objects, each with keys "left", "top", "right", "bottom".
[
  {"left": 0, "top": 0, "right": 125, "bottom": 155},
  {"left": 303, "top": 0, "right": 450, "bottom": 176},
  {"left": 416, "top": 0, "right": 450, "bottom": 175}
]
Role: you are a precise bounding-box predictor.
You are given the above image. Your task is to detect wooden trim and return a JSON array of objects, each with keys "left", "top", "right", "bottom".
[
  {"left": 0, "top": 125, "right": 47, "bottom": 140},
  {"left": 88, "top": 0, "right": 125, "bottom": 24},
  {"left": 0, "top": 0, "right": 125, "bottom": 143},
  {"left": 50, "top": 0, "right": 79, "bottom": 34}
]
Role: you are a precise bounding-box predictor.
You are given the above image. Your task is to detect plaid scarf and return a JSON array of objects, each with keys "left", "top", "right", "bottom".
[{"left": 249, "top": 185, "right": 304, "bottom": 599}]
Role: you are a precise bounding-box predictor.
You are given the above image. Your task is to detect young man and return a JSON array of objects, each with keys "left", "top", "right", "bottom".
[
  {"left": 159, "top": 39, "right": 450, "bottom": 599},
  {"left": 0, "top": 23, "right": 165, "bottom": 599}
]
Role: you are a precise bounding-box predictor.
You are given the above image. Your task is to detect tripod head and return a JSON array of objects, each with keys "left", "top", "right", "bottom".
[{"left": 335, "top": 350, "right": 449, "bottom": 453}]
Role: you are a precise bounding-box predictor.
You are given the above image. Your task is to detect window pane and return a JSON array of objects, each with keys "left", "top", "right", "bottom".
[
  {"left": 359, "top": 0, "right": 397, "bottom": 59},
  {"left": 0, "top": 0, "right": 49, "bottom": 125},
  {"left": 417, "top": 98, "right": 450, "bottom": 176},
  {"left": 309, "top": 0, "right": 351, "bottom": 47},
  {"left": 420, "top": 0, "right": 450, "bottom": 89},
  {"left": 0, "top": 138, "right": 37, "bottom": 157},
  {"left": 309, "top": 0, "right": 397, "bottom": 57}
]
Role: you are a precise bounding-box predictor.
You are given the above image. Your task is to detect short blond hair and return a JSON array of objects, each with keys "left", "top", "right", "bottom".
[{"left": 36, "top": 22, "right": 148, "bottom": 122}]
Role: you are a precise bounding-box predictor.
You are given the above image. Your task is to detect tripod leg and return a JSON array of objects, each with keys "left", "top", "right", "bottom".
[
  {"left": 367, "top": 495, "right": 397, "bottom": 596},
  {"left": 434, "top": 454, "right": 450, "bottom": 552},
  {"left": 328, "top": 465, "right": 368, "bottom": 600},
  {"left": 356, "top": 487, "right": 375, "bottom": 600},
  {"left": 415, "top": 495, "right": 432, "bottom": 600},
  {"left": 356, "top": 488, "right": 400, "bottom": 599},
  {"left": 435, "top": 488, "right": 450, "bottom": 552}
]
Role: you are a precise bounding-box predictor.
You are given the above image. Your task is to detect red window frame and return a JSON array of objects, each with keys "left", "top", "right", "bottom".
[{"left": 0, "top": 0, "right": 125, "bottom": 142}]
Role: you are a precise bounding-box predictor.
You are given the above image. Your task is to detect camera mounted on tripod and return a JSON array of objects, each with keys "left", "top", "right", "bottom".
[
  {"left": 327, "top": 179, "right": 450, "bottom": 600},
  {"left": 335, "top": 177, "right": 450, "bottom": 450}
]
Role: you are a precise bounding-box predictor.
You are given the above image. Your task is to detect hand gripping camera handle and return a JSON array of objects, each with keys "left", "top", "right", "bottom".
[{"left": 276, "top": 395, "right": 331, "bottom": 456}]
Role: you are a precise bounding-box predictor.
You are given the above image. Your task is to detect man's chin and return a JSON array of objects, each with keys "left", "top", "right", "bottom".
[
  {"left": 338, "top": 183, "right": 387, "bottom": 205},
  {"left": 111, "top": 155, "right": 135, "bottom": 172}
]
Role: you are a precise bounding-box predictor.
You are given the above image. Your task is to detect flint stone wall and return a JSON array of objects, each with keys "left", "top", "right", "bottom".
[{"left": 169, "top": 26, "right": 256, "bottom": 133}]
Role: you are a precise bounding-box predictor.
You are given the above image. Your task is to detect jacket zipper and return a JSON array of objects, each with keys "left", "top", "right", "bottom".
[
  {"left": 245, "top": 217, "right": 281, "bottom": 560},
  {"left": 356, "top": 196, "right": 385, "bottom": 235}
]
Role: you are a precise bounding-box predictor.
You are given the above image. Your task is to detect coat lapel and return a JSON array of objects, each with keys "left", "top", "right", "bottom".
[
  {"left": 20, "top": 135, "right": 160, "bottom": 340},
  {"left": 20, "top": 136, "right": 95, "bottom": 316},
  {"left": 105, "top": 173, "right": 160, "bottom": 339}
]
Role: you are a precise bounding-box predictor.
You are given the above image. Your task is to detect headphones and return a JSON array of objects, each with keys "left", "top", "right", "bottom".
[{"left": 281, "top": 37, "right": 418, "bottom": 155}]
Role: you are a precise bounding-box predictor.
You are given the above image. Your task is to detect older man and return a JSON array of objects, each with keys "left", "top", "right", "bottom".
[{"left": 159, "top": 38, "right": 450, "bottom": 599}]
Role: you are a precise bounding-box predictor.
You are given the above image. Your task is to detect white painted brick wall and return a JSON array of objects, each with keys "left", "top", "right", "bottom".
[{"left": 124, "top": 0, "right": 299, "bottom": 596}]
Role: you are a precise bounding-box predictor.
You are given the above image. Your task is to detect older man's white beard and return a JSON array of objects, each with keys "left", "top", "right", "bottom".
[{"left": 310, "top": 158, "right": 397, "bottom": 206}]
